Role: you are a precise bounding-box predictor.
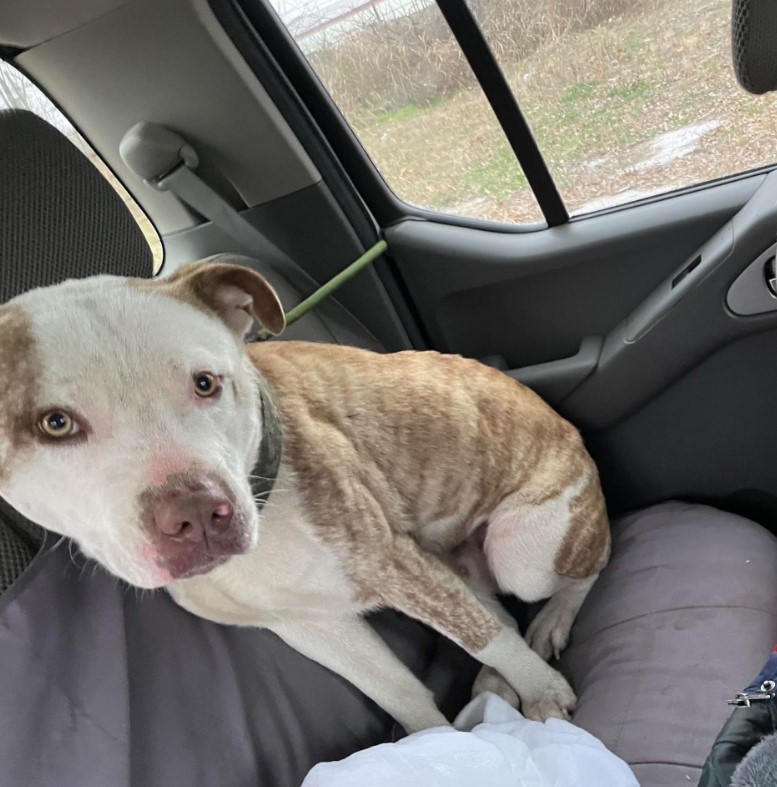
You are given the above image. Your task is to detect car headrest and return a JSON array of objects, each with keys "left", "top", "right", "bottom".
[
  {"left": 732, "top": 0, "right": 777, "bottom": 94},
  {"left": 0, "top": 109, "right": 153, "bottom": 302}
]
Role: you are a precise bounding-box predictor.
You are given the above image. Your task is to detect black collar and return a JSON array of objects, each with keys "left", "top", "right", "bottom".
[{"left": 249, "top": 383, "right": 282, "bottom": 503}]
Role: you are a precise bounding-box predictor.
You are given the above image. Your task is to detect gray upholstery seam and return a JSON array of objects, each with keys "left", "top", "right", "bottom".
[
  {"left": 609, "top": 638, "right": 641, "bottom": 753},
  {"left": 1, "top": 612, "right": 126, "bottom": 746},
  {"left": 0, "top": 641, "right": 126, "bottom": 747},
  {"left": 573, "top": 602, "right": 774, "bottom": 763},
  {"left": 629, "top": 760, "right": 702, "bottom": 770},
  {"left": 572, "top": 604, "right": 777, "bottom": 650},
  {"left": 0, "top": 551, "right": 125, "bottom": 747}
]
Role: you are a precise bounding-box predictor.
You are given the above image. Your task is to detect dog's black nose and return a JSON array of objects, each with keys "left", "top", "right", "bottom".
[{"left": 152, "top": 490, "right": 234, "bottom": 543}]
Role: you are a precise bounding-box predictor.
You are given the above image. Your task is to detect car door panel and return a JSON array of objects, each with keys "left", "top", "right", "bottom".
[
  {"left": 386, "top": 174, "right": 762, "bottom": 371},
  {"left": 386, "top": 172, "right": 777, "bottom": 521}
]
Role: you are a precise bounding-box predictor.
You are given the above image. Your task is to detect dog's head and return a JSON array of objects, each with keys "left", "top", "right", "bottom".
[{"left": 0, "top": 261, "right": 285, "bottom": 588}]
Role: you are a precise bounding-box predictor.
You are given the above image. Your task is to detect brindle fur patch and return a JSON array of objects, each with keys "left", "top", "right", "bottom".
[
  {"left": 246, "top": 341, "right": 611, "bottom": 624},
  {"left": 554, "top": 470, "right": 611, "bottom": 579},
  {"left": 383, "top": 535, "right": 502, "bottom": 652},
  {"left": 0, "top": 305, "right": 37, "bottom": 478}
]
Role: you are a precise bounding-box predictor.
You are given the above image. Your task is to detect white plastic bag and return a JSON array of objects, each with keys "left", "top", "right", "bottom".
[{"left": 302, "top": 692, "right": 639, "bottom": 787}]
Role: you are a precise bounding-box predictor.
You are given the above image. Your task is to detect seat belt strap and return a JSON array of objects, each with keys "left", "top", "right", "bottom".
[
  {"left": 157, "top": 162, "right": 306, "bottom": 284},
  {"left": 120, "top": 122, "right": 386, "bottom": 336}
]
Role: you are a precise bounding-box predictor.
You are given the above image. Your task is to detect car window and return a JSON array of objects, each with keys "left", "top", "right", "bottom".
[
  {"left": 0, "top": 61, "right": 164, "bottom": 271},
  {"left": 469, "top": 0, "right": 777, "bottom": 216},
  {"left": 270, "top": 0, "right": 545, "bottom": 223},
  {"left": 269, "top": 0, "right": 777, "bottom": 223}
]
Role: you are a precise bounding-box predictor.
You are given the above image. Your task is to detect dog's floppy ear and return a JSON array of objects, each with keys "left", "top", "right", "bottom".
[{"left": 162, "top": 262, "right": 286, "bottom": 338}]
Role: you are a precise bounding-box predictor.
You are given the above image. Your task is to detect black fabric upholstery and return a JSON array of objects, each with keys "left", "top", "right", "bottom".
[
  {"left": 0, "top": 493, "right": 44, "bottom": 593},
  {"left": 0, "top": 109, "right": 153, "bottom": 594},
  {"left": 0, "top": 519, "right": 38, "bottom": 594},
  {"left": 732, "top": 0, "right": 777, "bottom": 94},
  {"left": 0, "top": 110, "right": 152, "bottom": 296}
]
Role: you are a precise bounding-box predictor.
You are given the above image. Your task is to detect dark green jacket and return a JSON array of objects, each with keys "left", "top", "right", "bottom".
[{"left": 699, "top": 697, "right": 777, "bottom": 787}]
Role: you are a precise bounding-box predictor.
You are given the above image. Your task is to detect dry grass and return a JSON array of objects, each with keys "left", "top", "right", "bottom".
[{"left": 308, "top": 0, "right": 777, "bottom": 222}]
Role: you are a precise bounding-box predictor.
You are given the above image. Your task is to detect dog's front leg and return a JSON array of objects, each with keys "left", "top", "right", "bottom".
[
  {"left": 380, "top": 536, "right": 577, "bottom": 722},
  {"left": 269, "top": 615, "right": 449, "bottom": 733}
]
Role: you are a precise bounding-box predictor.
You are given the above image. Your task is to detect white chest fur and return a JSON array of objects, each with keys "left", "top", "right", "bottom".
[{"left": 168, "top": 466, "right": 358, "bottom": 628}]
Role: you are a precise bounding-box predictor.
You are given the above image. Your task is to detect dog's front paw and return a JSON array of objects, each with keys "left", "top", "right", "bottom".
[
  {"left": 472, "top": 665, "right": 519, "bottom": 707},
  {"left": 520, "top": 671, "right": 577, "bottom": 722},
  {"left": 525, "top": 597, "right": 574, "bottom": 662}
]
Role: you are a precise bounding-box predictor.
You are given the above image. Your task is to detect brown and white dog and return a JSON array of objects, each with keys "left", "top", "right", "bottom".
[{"left": 0, "top": 261, "right": 610, "bottom": 732}]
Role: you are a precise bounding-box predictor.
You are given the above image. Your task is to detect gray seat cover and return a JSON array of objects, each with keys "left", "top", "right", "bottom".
[
  {"left": 0, "top": 531, "right": 474, "bottom": 786},
  {"left": 562, "top": 502, "right": 777, "bottom": 784},
  {"left": 5, "top": 500, "right": 777, "bottom": 786}
]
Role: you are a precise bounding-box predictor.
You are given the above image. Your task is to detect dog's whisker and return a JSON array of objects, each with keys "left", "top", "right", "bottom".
[
  {"left": 48, "top": 535, "right": 67, "bottom": 558},
  {"left": 89, "top": 562, "right": 100, "bottom": 583},
  {"left": 67, "top": 539, "right": 84, "bottom": 573},
  {"left": 251, "top": 489, "right": 285, "bottom": 502},
  {"left": 250, "top": 482, "right": 291, "bottom": 493},
  {"left": 248, "top": 475, "right": 289, "bottom": 491}
]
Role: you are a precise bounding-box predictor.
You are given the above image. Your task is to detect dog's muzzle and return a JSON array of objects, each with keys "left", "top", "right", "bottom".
[{"left": 141, "top": 472, "right": 252, "bottom": 580}]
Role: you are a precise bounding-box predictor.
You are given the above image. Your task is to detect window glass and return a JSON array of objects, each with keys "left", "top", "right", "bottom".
[
  {"left": 273, "top": 0, "right": 777, "bottom": 222},
  {"left": 271, "top": 0, "right": 544, "bottom": 222},
  {"left": 468, "top": 0, "right": 777, "bottom": 215},
  {"left": 0, "top": 61, "right": 164, "bottom": 270}
]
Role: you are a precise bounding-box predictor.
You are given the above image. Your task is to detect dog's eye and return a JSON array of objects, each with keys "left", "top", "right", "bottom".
[
  {"left": 193, "top": 372, "right": 221, "bottom": 398},
  {"left": 38, "top": 410, "right": 79, "bottom": 439}
]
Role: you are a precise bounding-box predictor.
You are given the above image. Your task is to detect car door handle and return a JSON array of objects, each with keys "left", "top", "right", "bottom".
[{"left": 481, "top": 336, "right": 603, "bottom": 404}]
